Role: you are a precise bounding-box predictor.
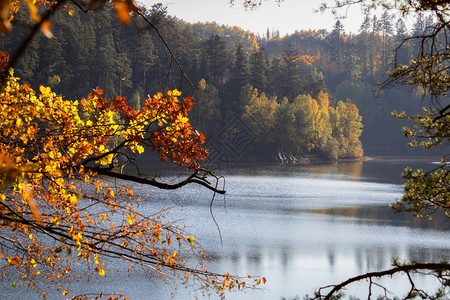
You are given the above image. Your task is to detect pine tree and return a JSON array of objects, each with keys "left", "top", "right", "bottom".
[
  {"left": 378, "top": 11, "right": 394, "bottom": 69},
  {"left": 328, "top": 20, "right": 345, "bottom": 78},
  {"left": 281, "top": 44, "right": 301, "bottom": 98},
  {"left": 249, "top": 47, "right": 269, "bottom": 91}
]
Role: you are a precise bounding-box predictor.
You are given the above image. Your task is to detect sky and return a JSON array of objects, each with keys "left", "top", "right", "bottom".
[{"left": 139, "top": 0, "right": 368, "bottom": 36}]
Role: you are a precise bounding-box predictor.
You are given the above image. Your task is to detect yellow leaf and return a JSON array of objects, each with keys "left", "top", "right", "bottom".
[
  {"left": 69, "top": 194, "right": 78, "bottom": 203},
  {"left": 62, "top": 290, "right": 69, "bottom": 296},
  {"left": 172, "top": 89, "right": 182, "bottom": 96},
  {"left": 98, "top": 268, "right": 105, "bottom": 276},
  {"left": 187, "top": 236, "right": 195, "bottom": 245},
  {"left": 24, "top": 0, "right": 40, "bottom": 22}
]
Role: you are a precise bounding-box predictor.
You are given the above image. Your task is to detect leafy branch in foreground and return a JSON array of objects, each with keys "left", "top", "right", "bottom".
[
  {"left": 0, "top": 64, "right": 263, "bottom": 298},
  {"left": 308, "top": 0, "right": 450, "bottom": 299}
]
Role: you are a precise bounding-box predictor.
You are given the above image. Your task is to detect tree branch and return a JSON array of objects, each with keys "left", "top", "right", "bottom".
[
  {"left": 321, "top": 263, "right": 450, "bottom": 300},
  {"left": 0, "top": 0, "right": 67, "bottom": 88},
  {"left": 136, "top": 10, "right": 195, "bottom": 92},
  {"left": 87, "top": 167, "right": 226, "bottom": 194}
]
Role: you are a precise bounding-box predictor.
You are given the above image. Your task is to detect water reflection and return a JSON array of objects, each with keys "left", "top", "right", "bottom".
[
  {"left": 1, "top": 158, "right": 449, "bottom": 300},
  {"left": 305, "top": 161, "right": 364, "bottom": 181},
  {"left": 308, "top": 206, "right": 449, "bottom": 230}
]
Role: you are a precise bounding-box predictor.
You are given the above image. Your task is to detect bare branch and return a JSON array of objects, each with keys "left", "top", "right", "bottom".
[
  {"left": 87, "top": 167, "right": 226, "bottom": 194},
  {"left": 319, "top": 263, "right": 450, "bottom": 300}
]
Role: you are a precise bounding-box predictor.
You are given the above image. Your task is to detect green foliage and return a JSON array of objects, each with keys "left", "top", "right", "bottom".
[
  {"left": 272, "top": 92, "right": 363, "bottom": 159},
  {"left": 331, "top": 100, "right": 364, "bottom": 158},
  {"left": 390, "top": 109, "right": 450, "bottom": 219},
  {"left": 391, "top": 162, "right": 450, "bottom": 219},
  {"left": 242, "top": 86, "right": 278, "bottom": 141},
  {"left": 190, "top": 79, "right": 222, "bottom": 135},
  {"left": 2, "top": 3, "right": 390, "bottom": 161}
]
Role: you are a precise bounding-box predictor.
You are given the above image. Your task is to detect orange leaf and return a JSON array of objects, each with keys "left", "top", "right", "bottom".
[
  {"left": 40, "top": 21, "right": 53, "bottom": 38},
  {"left": 113, "top": 0, "right": 131, "bottom": 25},
  {"left": 0, "top": 19, "right": 11, "bottom": 33}
]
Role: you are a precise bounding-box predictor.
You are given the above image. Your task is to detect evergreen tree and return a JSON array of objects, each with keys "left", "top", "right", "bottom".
[
  {"left": 281, "top": 44, "right": 301, "bottom": 98},
  {"left": 249, "top": 47, "right": 269, "bottom": 91},
  {"left": 231, "top": 44, "right": 250, "bottom": 88},
  {"left": 358, "top": 14, "right": 372, "bottom": 76},
  {"left": 395, "top": 18, "right": 410, "bottom": 66},
  {"left": 131, "top": 32, "right": 155, "bottom": 97},
  {"left": 412, "top": 14, "right": 426, "bottom": 36},
  {"left": 268, "top": 56, "right": 283, "bottom": 97},
  {"left": 222, "top": 44, "right": 250, "bottom": 115},
  {"left": 378, "top": 11, "right": 394, "bottom": 69},
  {"left": 190, "top": 79, "right": 222, "bottom": 135},
  {"left": 328, "top": 20, "right": 345, "bottom": 78},
  {"left": 96, "top": 32, "right": 119, "bottom": 97},
  {"left": 200, "top": 35, "right": 230, "bottom": 86}
]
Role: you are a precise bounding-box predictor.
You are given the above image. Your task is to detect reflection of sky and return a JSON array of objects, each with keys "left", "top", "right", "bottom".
[
  {"left": 125, "top": 162, "right": 448, "bottom": 299},
  {"left": 2, "top": 162, "right": 448, "bottom": 299}
]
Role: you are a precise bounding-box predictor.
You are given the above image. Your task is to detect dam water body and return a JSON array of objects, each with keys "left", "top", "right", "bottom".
[{"left": 2, "top": 157, "right": 449, "bottom": 299}]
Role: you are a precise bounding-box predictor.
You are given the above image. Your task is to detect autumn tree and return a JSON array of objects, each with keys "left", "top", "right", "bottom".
[
  {"left": 0, "top": 0, "right": 265, "bottom": 298},
  {"left": 330, "top": 100, "right": 364, "bottom": 158},
  {"left": 241, "top": 85, "right": 278, "bottom": 142},
  {"left": 272, "top": 91, "right": 363, "bottom": 160},
  {"left": 309, "top": 0, "right": 450, "bottom": 298}
]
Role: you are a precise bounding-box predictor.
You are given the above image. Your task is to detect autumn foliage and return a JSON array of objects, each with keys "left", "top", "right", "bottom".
[
  {"left": 0, "top": 51, "right": 262, "bottom": 297},
  {"left": 0, "top": 0, "right": 268, "bottom": 297}
]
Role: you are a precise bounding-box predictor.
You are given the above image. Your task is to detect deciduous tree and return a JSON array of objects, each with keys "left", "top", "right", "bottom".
[
  {"left": 310, "top": 0, "right": 450, "bottom": 297},
  {"left": 0, "top": 0, "right": 266, "bottom": 298}
]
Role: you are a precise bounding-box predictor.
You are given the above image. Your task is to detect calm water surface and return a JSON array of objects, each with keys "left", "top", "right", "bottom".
[{"left": 3, "top": 157, "right": 449, "bottom": 299}]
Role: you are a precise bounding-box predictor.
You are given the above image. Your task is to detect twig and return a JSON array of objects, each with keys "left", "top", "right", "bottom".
[{"left": 0, "top": 0, "right": 67, "bottom": 88}]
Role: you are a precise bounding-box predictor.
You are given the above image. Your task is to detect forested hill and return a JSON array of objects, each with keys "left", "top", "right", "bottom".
[{"left": 1, "top": 4, "right": 431, "bottom": 161}]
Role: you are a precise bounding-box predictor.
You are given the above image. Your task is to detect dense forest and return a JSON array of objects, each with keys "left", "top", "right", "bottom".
[{"left": 1, "top": 4, "right": 433, "bottom": 162}]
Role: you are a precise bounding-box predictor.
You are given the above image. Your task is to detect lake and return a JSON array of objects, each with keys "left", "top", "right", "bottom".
[{"left": 2, "top": 157, "right": 449, "bottom": 299}]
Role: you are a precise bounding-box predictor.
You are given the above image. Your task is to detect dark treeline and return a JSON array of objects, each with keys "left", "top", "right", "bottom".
[{"left": 1, "top": 4, "right": 433, "bottom": 161}]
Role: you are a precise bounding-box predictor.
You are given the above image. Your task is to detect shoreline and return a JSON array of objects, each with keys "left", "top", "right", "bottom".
[{"left": 273, "top": 153, "right": 374, "bottom": 165}]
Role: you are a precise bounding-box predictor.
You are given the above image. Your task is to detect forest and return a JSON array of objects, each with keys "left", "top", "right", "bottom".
[
  {"left": 0, "top": 0, "right": 449, "bottom": 299},
  {"left": 0, "top": 3, "right": 434, "bottom": 163}
]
